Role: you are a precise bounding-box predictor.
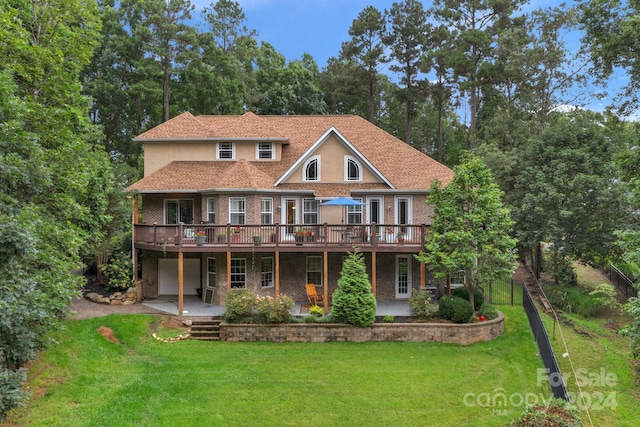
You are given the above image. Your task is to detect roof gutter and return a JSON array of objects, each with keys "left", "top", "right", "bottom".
[{"left": 134, "top": 137, "right": 289, "bottom": 143}]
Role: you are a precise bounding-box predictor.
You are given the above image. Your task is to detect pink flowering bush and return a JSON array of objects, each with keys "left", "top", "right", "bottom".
[{"left": 224, "top": 289, "right": 293, "bottom": 324}]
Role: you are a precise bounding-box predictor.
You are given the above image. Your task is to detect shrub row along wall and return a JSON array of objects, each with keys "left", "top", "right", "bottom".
[{"left": 220, "top": 312, "right": 504, "bottom": 345}]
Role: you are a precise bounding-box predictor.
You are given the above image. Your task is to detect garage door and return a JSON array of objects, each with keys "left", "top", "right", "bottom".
[{"left": 158, "top": 258, "right": 200, "bottom": 295}]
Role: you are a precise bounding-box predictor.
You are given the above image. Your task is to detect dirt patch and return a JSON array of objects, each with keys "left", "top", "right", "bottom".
[
  {"left": 97, "top": 326, "right": 120, "bottom": 344},
  {"left": 149, "top": 315, "right": 186, "bottom": 332}
]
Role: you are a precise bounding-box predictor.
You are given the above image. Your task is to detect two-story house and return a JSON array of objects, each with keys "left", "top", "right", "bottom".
[{"left": 126, "top": 112, "right": 454, "bottom": 315}]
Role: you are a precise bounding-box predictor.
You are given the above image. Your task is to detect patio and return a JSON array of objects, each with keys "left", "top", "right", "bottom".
[{"left": 142, "top": 295, "right": 411, "bottom": 317}]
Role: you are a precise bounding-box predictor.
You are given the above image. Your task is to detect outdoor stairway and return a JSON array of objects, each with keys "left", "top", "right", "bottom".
[{"left": 188, "top": 319, "right": 221, "bottom": 341}]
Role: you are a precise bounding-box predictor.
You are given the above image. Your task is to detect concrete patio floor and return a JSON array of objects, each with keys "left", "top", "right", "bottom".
[{"left": 142, "top": 295, "right": 411, "bottom": 317}]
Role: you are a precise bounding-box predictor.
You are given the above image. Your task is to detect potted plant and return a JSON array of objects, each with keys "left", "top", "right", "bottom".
[
  {"left": 385, "top": 226, "right": 394, "bottom": 243},
  {"left": 195, "top": 230, "right": 206, "bottom": 246},
  {"left": 230, "top": 226, "right": 241, "bottom": 242},
  {"left": 294, "top": 228, "right": 304, "bottom": 245},
  {"left": 305, "top": 229, "right": 314, "bottom": 243},
  {"left": 397, "top": 231, "right": 405, "bottom": 244},
  {"left": 252, "top": 235, "right": 262, "bottom": 246}
]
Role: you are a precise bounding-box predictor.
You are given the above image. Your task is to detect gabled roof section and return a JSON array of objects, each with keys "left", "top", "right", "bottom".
[
  {"left": 125, "top": 160, "right": 275, "bottom": 193},
  {"left": 135, "top": 112, "right": 210, "bottom": 140},
  {"left": 214, "top": 159, "right": 275, "bottom": 189},
  {"left": 128, "top": 113, "right": 454, "bottom": 193},
  {"left": 134, "top": 111, "right": 288, "bottom": 142},
  {"left": 208, "top": 111, "right": 288, "bottom": 141},
  {"left": 274, "top": 127, "right": 393, "bottom": 188}
]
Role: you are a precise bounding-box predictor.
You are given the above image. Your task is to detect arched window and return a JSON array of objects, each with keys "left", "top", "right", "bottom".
[
  {"left": 345, "top": 156, "right": 361, "bottom": 181},
  {"left": 304, "top": 157, "right": 320, "bottom": 181}
]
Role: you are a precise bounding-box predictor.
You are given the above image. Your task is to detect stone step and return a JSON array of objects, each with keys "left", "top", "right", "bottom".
[{"left": 189, "top": 319, "right": 221, "bottom": 341}]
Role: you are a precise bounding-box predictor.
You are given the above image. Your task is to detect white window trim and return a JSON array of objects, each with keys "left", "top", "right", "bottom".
[
  {"left": 303, "top": 156, "right": 321, "bottom": 181},
  {"left": 207, "top": 257, "right": 216, "bottom": 288},
  {"left": 206, "top": 197, "right": 216, "bottom": 224},
  {"left": 302, "top": 198, "right": 319, "bottom": 225},
  {"left": 261, "top": 197, "right": 274, "bottom": 225},
  {"left": 229, "top": 197, "right": 246, "bottom": 224},
  {"left": 261, "top": 257, "right": 274, "bottom": 288},
  {"left": 217, "top": 142, "right": 235, "bottom": 160},
  {"left": 256, "top": 142, "right": 274, "bottom": 160},
  {"left": 230, "top": 258, "right": 246, "bottom": 289},
  {"left": 344, "top": 155, "right": 362, "bottom": 181}
]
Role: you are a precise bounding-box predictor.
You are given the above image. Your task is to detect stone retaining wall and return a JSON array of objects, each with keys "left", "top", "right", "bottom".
[{"left": 220, "top": 312, "right": 504, "bottom": 345}]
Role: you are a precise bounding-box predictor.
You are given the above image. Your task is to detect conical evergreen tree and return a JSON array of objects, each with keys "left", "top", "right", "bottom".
[{"left": 331, "top": 249, "right": 376, "bottom": 327}]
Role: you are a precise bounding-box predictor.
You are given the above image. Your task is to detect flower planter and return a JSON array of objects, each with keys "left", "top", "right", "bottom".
[
  {"left": 253, "top": 236, "right": 262, "bottom": 246},
  {"left": 195, "top": 235, "right": 206, "bottom": 246},
  {"left": 295, "top": 235, "right": 304, "bottom": 245}
]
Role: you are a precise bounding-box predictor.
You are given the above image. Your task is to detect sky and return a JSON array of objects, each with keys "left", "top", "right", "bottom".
[
  {"left": 188, "top": 0, "right": 631, "bottom": 117},
  {"left": 190, "top": 0, "right": 556, "bottom": 67}
]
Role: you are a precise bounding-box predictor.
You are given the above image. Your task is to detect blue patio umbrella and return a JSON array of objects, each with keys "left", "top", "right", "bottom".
[
  {"left": 321, "top": 197, "right": 364, "bottom": 224},
  {"left": 321, "top": 197, "right": 365, "bottom": 207}
]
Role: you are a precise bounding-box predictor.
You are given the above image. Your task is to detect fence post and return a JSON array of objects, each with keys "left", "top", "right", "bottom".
[{"left": 510, "top": 279, "right": 514, "bottom": 305}]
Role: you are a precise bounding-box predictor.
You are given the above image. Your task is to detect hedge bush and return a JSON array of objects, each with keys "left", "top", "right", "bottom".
[
  {"left": 408, "top": 289, "right": 437, "bottom": 320},
  {"left": 224, "top": 289, "right": 293, "bottom": 324},
  {"left": 439, "top": 295, "right": 474, "bottom": 324},
  {"left": 477, "top": 304, "right": 499, "bottom": 321},
  {"left": 451, "top": 286, "right": 484, "bottom": 310}
]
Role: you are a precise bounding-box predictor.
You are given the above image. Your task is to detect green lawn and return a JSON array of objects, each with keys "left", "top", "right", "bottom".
[
  {"left": 541, "top": 301, "right": 640, "bottom": 427},
  {"left": 3, "top": 303, "right": 637, "bottom": 426},
  {"left": 5, "top": 306, "right": 544, "bottom": 426},
  {"left": 537, "top": 263, "right": 640, "bottom": 427}
]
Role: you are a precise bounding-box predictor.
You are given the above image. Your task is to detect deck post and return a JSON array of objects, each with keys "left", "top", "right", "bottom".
[
  {"left": 371, "top": 251, "right": 377, "bottom": 296},
  {"left": 227, "top": 251, "right": 231, "bottom": 291},
  {"left": 178, "top": 251, "right": 184, "bottom": 315},
  {"left": 275, "top": 251, "right": 280, "bottom": 296},
  {"left": 323, "top": 251, "right": 329, "bottom": 313}
]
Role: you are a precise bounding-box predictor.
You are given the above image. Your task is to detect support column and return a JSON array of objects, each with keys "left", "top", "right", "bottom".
[
  {"left": 371, "top": 251, "right": 377, "bottom": 297},
  {"left": 227, "top": 251, "right": 232, "bottom": 291},
  {"left": 420, "top": 260, "right": 426, "bottom": 289},
  {"left": 323, "top": 251, "right": 329, "bottom": 313},
  {"left": 178, "top": 251, "right": 184, "bottom": 315},
  {"left": 275, "top": 251, "right": 280, "bottom": 296}
]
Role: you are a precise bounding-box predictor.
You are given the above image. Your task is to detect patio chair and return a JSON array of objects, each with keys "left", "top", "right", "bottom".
[{"left": 305, "top": 284, "right": 324, "bottom": 305}]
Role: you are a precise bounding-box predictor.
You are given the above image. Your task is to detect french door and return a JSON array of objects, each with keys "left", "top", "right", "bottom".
[{"left": 395, "top": 255, "right": 412, "bottom": 299}]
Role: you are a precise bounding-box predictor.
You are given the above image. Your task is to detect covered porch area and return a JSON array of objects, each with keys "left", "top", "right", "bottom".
[{"left": 142, "top": 295, "right": 411, "bottom": 317}]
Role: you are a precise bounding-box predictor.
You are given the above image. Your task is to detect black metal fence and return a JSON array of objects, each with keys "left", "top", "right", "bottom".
[
  {"left": 522, "top": 284, "right": 570, "bottom": 401},
  {"left": 483, "top": 278, "right": 523, "bottom": 305},
  {"left": 603, "top": 264, "right": 637, "bottom": 299}
]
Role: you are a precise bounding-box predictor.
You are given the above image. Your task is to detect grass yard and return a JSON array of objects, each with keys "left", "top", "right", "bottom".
[
  {"left": 539, "top": 263, "right": 640, "bottom": 426},
  {"left": 5, "top": 306, "right": 550, "bottom": 427}
]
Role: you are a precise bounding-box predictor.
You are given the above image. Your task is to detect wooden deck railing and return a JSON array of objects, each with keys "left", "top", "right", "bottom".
[{"left": 134, "top": 223, "right": 427, "bottom": 249}]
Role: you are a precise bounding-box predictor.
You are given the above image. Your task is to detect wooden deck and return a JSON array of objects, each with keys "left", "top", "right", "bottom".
[{"left": 134, "top": 223, "right": 427, "bottom": 253}]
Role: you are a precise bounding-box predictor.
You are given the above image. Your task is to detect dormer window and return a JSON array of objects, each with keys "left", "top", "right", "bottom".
[
  {"left": 257, "top": 143, "right": 274, "bottom": 159},
  {"left": 304, "top": 157, "right": 320, "bottom": 181},
  {"left": 217, "top": 142, "right": 234, "bottom": 159},
  {"left": 345, "top": 156, "right": 362, "bottom": 181}
]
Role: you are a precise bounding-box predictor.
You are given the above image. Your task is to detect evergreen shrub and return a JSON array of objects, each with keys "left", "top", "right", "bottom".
[
  {"left": 331, "top": 249, "right": 376, "bottom": 327},
  {"left": 451, "top": 286, "right": 484, "bottom": 310},
  {"left": 439, "top": 295, "right": 474, "bottom": 323}
]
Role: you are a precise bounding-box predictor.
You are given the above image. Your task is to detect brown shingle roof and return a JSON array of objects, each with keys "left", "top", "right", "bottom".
[{"left": 127, "top": 113, "right": 453, "bottom": 193}]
